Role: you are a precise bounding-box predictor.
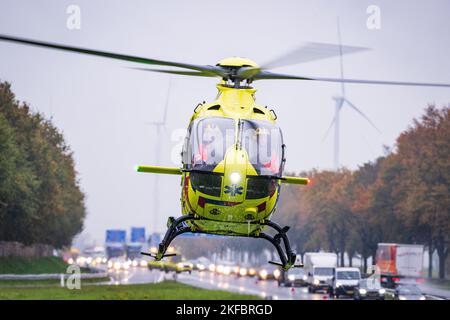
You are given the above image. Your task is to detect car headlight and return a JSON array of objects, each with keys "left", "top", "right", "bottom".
[
  {"left": 140, "top": 260, "right": 147, "bottom": 267},
  {"left": 313, "top": 279, "right": 320, "bottom": 285},
  {"left": 399, "top": 296, "right": 407, "bottom": 300},
  {"left": 420, "top": 296, "right": 426, "bottom": 300},
  {"left": 177, "top": 263, "right": 183, "bottom": 268},
  {"left": 132, "top": 260, "right": 138, "bottom": 267},
  {"left": 208, "top": 264, "right": 216, "bottom": 272},
  {"left": 239, "top": 268, "right": 247, "bottom": 276},
  {"left": 359, "top": 288, "right": 367, "bottom": 295},
  {"left": 196, "top": 263, "right": 204, "bottom": 270},
  {"left": 249, "top": 268, "right": 256, "bottom": 276},
  {"left": 273, "top": 269, "right": 281, "bottom": 279},
  {"left": 260, "top": 270, "right": 268, "bottom": 279},
  {"left": 223, "top": 267, "right": 231, "bottom": 275},
  {"left": 288, "top": 275, "right": 295, "bottom": 281},
  {"left": 302, "top": 275, "right": 307, "bottom": 281},
  {"left": 379, "top": 289, "right": 386, "bottom": 295},
  {"left": 336, "top": 282, "right": 342, "bottom": 287}
]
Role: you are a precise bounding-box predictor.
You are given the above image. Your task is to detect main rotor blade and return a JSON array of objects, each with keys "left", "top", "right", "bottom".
[
  {"left": 130, "top": 67, "right": 216, "bottom": 77},
  {"left": 0, "top": 34, "right": 226, "bottom": 77},
  {"left": 253, "top": 71, "right": 450, "bottom": 88},
  {"left": 261, "top": 42, "right": 369, "bottom": 70},
  {"left": 343, "top": 98, "right": 381, "bottom": 134}
]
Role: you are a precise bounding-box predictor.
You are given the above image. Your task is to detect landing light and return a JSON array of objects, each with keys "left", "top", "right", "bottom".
[{"left": 229, "top": 172, "right": 241, "bottom": 184}]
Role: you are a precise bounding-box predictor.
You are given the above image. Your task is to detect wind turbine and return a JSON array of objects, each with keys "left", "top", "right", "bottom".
[
  {"left": 145, "top": 78, "right": 172, "bottom": 234},
  {"left": 323, "top": 18, "right": 381, "bottom": 170}
]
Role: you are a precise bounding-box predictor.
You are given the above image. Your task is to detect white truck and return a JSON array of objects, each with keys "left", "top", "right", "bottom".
[
  {"left": 376, "top": 243, "right": 424, "bottom": 288},
  {"left": 304, "top": 252, "right": 337, "bottom": 293},
  {"left": 332, "top": 267, "right": 361, "bottom": 298}
]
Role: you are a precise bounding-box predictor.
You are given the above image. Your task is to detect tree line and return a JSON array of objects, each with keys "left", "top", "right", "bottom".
[
  {"left": 275, "top": 104, "right": 449, "bottom": 279},
  {"left": 0, "top": 81, "right": 86, "bottom": 249}
]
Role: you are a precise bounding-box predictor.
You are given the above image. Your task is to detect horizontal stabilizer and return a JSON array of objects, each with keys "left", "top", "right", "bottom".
[
  {"left": 281, "top": 176, "right": 310, "bottom": 185},
  {"left": 135, "top": 165, "right": 182, "bottom": 175}
]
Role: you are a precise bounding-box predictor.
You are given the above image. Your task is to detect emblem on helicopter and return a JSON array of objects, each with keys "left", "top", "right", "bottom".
[
  {"left": 224, "top": 184, "right": 243, "bottom": 197},
  {"left": 209, "top": 208, "right": 221, "bottom": 216}
]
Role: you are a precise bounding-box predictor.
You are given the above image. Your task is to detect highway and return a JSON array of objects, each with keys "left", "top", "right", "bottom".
[{"left": 103, "top": 266, "right": 332, "bottom": 300}]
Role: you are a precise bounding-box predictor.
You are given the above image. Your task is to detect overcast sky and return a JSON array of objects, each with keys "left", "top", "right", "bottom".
[{"left": 1, "top": 0, "right": 449, "bottom": 245}]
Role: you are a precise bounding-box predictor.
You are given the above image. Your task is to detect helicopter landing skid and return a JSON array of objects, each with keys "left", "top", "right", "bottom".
[{"left": 142, "top": 214, "right": 298, "bottom": 270}]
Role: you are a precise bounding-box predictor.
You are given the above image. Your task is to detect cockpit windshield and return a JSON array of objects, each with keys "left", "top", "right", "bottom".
[
  {"left": 182, "top": 117, "right": 283, "bottom": 176},
  {"left": 184, "top": 117, "right": 235, "bottom": 171},
  {"left": 240, "top": 119, "right": 283, "bottom": 176}
]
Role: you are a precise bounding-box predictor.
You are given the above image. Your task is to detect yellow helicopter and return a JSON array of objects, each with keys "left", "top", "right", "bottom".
[{"left": 1, "top": 35, "right": 449, "bottom": 270}]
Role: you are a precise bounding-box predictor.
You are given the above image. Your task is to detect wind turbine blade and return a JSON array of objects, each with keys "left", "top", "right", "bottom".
[
  {"left": 322, "top": 97, "right": 343, "bottom": 142},
  {"left": 321, "top": 114, "right": 337, "bottom": 143},
  {"left": 343, "top": 98, "right": 381, "bottom": 134},
  {"left": 162, "top": 78, "right": 172, "bottom": 124},
  {"left": 162, "top": 125, "right": 171, "bottom": 139},
  {"left": 337, "top": 16, "right": 346, "bottom": 97}
]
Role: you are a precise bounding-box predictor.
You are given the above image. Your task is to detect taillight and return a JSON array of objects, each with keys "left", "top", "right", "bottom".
[{"left": 393, "top": 277, "right": 400, "bottom": 283}]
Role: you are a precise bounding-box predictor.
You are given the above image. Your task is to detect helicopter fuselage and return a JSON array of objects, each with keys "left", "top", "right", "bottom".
[{"left": 180, "top": 83, "right": 284, "bottom": 237}]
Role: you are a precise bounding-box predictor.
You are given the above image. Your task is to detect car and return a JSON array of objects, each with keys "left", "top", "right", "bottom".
[
  {"left": 354, "top": 278, "right": 386, "bottom": 300},
  {"left": 278, "top": 268, "right": 308, "bottom": 287},
  {"left": 257, "top": 264, "right": 281, "bottom": 281},
  {"left": 147, "top": 257, "right": 193, "bottom": 274},
  {"left": 386, "top": 284, "right": 426, "bottom": 300}
]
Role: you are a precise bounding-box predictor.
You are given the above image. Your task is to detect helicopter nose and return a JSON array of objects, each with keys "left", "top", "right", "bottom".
[{"left": 222, "top": 149, "right": 249, "bottom": 202}]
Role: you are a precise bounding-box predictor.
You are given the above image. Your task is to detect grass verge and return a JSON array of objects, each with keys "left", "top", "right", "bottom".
[
  {"left": 0, "top": 256, "right": 89, "bottom": 274},
  {"left": 0, "top": 280, "right": 260, "bottom": 300}
]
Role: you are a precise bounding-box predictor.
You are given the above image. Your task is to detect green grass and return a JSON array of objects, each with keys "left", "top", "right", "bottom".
[
  {"left": 0, "top": 256, "right": 88, "bottom": 274},
  {"left": 0, "top": 281, "right": 260, "bottom": 300}
]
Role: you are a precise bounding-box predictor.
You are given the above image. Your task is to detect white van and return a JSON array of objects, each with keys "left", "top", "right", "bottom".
[
  {"left": 304, "top": 252, "right": 337, "bottom": 293},
  {"left": 332, "top": 267, "right": 361, "bottom": 298}
]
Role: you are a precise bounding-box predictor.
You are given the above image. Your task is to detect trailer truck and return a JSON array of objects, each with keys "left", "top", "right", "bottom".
[
  {"left": 376, "top": 243, "right": 424, "bottom": 289},
  {"left": 126, "top": 227, "right": 146, "bottom": 260},
  {"left": 105, "top": 229, "right": 126, "bottom": 259}
]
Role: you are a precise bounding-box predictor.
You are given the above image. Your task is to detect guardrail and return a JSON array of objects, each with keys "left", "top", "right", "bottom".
[
  {"left": 425, "top": 294, "right": 447, "bottom": 300},
  {"left": 0, "top": 272, "right": 108, "bottom": 281}
]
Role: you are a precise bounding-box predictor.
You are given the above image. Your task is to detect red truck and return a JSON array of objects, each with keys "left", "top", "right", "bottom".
[{"left": 376, "top": 243, "right": 424, "bottom": 289}]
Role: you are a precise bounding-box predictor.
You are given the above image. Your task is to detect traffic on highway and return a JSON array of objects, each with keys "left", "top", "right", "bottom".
[{"left": 66, "top": 235, "right": 436, "bottom": 301}]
